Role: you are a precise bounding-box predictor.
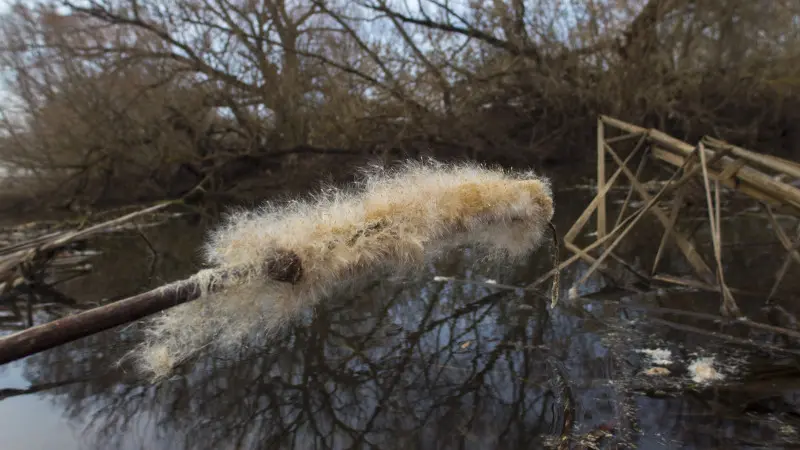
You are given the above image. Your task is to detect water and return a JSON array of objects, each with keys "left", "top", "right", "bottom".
[{"left": 2, "top": 187, "right": 800, "bottom": 449}]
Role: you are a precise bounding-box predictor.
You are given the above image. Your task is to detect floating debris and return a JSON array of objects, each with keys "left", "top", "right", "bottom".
[
  {"left": 687, "top": 357, "right": 725, "bottom": 384},
  {"left": 642, "top": 367, "right": 671, "bottom": 377},
  {"left": 636, "top": 348, "right": 673, "bottom": 366},
  {"left": 568, "top": 286, "right": 580, "bottom": 300}
]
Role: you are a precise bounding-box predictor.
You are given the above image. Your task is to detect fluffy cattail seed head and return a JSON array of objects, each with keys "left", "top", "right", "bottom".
[{"left": 130, "top": 159, "right": 554, "bottom": 381}]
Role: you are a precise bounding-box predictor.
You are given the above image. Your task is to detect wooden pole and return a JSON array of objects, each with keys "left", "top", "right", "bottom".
[
  {"left": 0, "top": 251, "right": 302, "bottom": 366},
  {"left": 597, "top": 118, "right": 607, "bottom": 239},
  {"left": 563, "top": 134, "right": 645, "bottom": 244},
  {"left": 703, "top": 136, "right": 800, "bottom": 180},
  {"left": 600, "top": 115, "right": 800, "bottom": 211}
]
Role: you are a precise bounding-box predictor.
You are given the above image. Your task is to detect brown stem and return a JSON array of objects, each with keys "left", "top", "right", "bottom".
[{"left": 0, "top": 251, "right": 302, "bottom": 366}]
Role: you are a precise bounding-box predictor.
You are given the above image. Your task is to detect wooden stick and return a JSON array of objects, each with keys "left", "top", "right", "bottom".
[
  {"left": 531, "top": 172, "right": 701, "bottom": 290},
  {"left": 587, "top": 144, "right": 715, "bottom": 285},
  {"left": 702, "top": 136, "right": 800, "bottom": 180},
  {"left": 564, "top": 134, "right": 646, "bottom": 243},
  {"left": 651, "top": 146, "right": 783, "bottom": 206},
  {"left": 768, "top": 238, "right": 798, "bottom": 302},
  {"left": 650, "top": 131, "right": 800, "bottom": 210},
  {"left": 764, "top": 204, "right": 800, "bottom": 266},
  {"left": 597, "top": 118, "right": 607, "bottom": 239},
  {"left": 0, "top": 202, "right": 173, "bottom": 279},
  {"left": 605, "top": 132, "right": 644, "bottom": 144},
  {"left": 614, "top": 145, "right": 649, "bottom": 228},
  {"left": 601, "top": 115, "right": 800, "bottom": 211},
  {"left": 651, "top": 172, "right": 690, "bottom": 275},
  {"left": 0, "top": 251, "right": 303, "bottom": 366},
  {"left": 698, "top": 143, "right": 739, "bottom": 316}
]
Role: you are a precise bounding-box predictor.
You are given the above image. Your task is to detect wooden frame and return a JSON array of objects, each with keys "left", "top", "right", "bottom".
[{"left": 558, "top": 116, "right": 800, "bottom": 316}]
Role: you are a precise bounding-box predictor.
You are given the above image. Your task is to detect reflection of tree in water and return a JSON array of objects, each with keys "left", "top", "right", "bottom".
[
  {"left": 13, "top": 233, "right": 800, "bottom": 449},
  {"left": 19, "top": 251, "right": 615, "bottom": 450}
]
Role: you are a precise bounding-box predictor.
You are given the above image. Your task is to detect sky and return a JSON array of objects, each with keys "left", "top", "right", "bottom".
[{"left": 0, "top": 363, "right": 88, "bottom": 450}]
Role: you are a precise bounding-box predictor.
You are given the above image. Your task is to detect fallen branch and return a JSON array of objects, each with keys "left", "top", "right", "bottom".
[{"left": 0, "top": 202, "right": 175, "bottom": 282}]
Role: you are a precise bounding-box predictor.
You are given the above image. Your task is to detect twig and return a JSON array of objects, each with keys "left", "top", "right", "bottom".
[
  {"left": 548, "top": 221, "right": 561, "bottom": 307},
  {"left": 698, "top": 142, "right": 739, "bottom": 316},
  {"left": 0, "top": 201, "right": 175, "bottom": 280}
]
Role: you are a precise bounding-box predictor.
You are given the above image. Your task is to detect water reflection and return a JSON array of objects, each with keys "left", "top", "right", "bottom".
[
  {"left": 2, "top": 190, "right": 800, "bottom": 449},
  {"left": 17, "top": 254, "right": 581, "bottom": 448}
]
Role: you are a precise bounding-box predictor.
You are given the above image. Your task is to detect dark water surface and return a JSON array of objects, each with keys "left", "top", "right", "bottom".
[{"left": 2, "top": 185, "right": 800, "bottom": 450}]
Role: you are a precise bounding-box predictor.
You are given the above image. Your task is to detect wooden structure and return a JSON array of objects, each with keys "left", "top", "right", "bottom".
[{"left": 561, "top": 116, "right": 800, "bottom": 316}]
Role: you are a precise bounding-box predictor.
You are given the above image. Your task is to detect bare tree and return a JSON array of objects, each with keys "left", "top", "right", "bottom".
[{"left": 1, "top": 0, "right": 799, "bottom": 208}]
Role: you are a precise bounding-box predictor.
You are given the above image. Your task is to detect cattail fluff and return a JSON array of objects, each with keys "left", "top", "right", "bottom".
[{"left": 131, "top": 159, "right": 555, "bottom": 380}]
